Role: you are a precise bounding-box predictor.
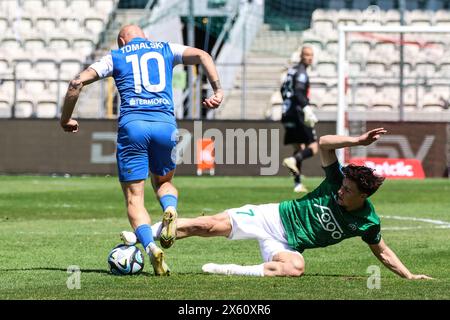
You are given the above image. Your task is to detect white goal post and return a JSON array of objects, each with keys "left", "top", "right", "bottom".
[{"left": 337, "top": 25, "right": 450, "bottom": 164}]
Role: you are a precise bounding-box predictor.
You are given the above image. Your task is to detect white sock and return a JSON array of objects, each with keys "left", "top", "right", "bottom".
[
  {"left": 152, "top": 222, "right": 162, "bottom": 240},
  {"left": 120, "top": 231, "right": 137, "bottom": 245},
  {"left": 145, "top": 242, "right": 158, "bottom": 255},
  {"left": 202, "top": 263, "right": 265, "bottom": 277}
]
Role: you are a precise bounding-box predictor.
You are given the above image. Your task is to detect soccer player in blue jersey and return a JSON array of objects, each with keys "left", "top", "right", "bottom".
[{"left": 60, "top": 25, "right": 223, "bottom": 276}]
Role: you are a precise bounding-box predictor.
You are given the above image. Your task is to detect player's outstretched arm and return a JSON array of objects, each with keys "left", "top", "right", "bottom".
[
  {"left": 318, "top": 128, "right": 387, "bottom": 167},
  {"left": 369, "top": 238, "right": 433, "bottom": 280},
  {"left": 181, "top": 47, "right": 223, "bottom": 109},
  {"left": 60, "top": 68, "right": 100, "bottom": 133}
]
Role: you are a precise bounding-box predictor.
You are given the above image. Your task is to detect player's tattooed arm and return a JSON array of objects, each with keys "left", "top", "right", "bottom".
[
  {"left": 68, "top": 74, "right": 82, "bottom": 90},
  {"left": 211, "top": 80, "right": 222, "bottom": 93},
  {"left": 69, "top": 68, "right": 99, "bottom": 91},
  {"left": 182, "top": 47, "right": 223, "bottom": 108},
  {"left": 60, "top": 68, "right": 100, "bottom": 131},
  {"left": 204, "top": 78, "right": 223, "bottom": 109}
]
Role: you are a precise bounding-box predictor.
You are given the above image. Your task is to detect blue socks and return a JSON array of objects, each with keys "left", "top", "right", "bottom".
[
  {"left": 159, "top": 194, "right": 178, "bottom": 211},
  {"left": 135, "top": 224, "right": 154, "bottom": 250},
  {"left": 134, "top": 194, "right": 177, "bottom": 252}
]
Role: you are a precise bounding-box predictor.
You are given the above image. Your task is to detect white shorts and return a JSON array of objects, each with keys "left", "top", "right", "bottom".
[{"left": 226, "top": 203, "right": 302, "bottom": 262}]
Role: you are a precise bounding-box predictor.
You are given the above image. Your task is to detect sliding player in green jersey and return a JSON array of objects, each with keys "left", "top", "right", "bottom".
[{"left": 123, "top": 128, "right": 431, "bottom": 279}]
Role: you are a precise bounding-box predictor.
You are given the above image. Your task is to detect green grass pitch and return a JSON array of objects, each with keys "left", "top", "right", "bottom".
[{"left": 0, "top": 175, "right": 449, "bottom": 299}]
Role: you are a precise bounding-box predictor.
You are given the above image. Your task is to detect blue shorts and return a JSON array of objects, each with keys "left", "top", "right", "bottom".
[{"left": 116, "top": 120, "right": 178, "bottom": 182}]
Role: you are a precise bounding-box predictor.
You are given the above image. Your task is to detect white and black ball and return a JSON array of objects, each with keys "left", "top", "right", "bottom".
[{"left": 107, "top": 244, "right": 144, "bottom": 275}]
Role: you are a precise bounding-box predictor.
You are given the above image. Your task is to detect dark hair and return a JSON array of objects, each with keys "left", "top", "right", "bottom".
[{"left": 342, "top": 164, "right": 385, "bottom": 197}]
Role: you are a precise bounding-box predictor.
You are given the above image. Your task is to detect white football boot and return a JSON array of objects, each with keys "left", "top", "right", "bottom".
[
  {"left": 120, "top": 231, "right": 138, "bottom": 245},
  {"left": 294, "top": 183, "right": 308, "bottom": 193},
  {"left": 282, "top": 156, "right": 300, "bottom": 175}
]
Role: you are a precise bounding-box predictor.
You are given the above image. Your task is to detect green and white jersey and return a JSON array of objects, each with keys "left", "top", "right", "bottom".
[{"left": 279, "top": 161, "right": 381, "bottom": 253}]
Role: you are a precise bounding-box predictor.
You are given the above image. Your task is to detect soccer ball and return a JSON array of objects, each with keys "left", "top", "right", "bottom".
[{"left": 107, "top": 244, "right": 144, "bottom": 275}]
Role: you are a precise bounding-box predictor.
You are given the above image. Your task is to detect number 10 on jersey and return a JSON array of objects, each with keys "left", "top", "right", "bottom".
[{"left": 126, "top": 52, "right": 166, "bottom": 93}]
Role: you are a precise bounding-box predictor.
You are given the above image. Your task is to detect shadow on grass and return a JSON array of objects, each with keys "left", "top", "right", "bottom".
[
  {"left": 0, "top": 268, "right": 366, "bottom": 279},
  {"left": 0, "top": 267, "right": 155, "bottom": 276},
  {"left": 305, "top": 273, "right": 365, "bottom": 279}
]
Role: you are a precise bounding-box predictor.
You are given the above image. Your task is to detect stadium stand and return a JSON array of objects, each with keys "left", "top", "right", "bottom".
[
  {"left": 266, "top": 6, "right": 450, "bottom": 121},
  {"left": 0, "top": 0, "right": 118, "bottom": 118},
  {"left": 1, "top": 0, "right": 450, "bottom": 121}
]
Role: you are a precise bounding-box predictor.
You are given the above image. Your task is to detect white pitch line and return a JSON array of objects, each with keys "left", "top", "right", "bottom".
[
  {"left": 380, "top": 215, "right": 450, "bottom": 231},
  {"left": 383, "top": 226, "right": 450, "bottom": 230}
]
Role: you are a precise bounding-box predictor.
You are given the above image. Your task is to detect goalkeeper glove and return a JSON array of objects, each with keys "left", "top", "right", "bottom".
[{"left": 303, "top": 105, "right": 318, "bottom": 128}]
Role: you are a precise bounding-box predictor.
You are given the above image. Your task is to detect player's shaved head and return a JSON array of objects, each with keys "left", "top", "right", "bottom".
[
  {"left": 117, "top": 25, "right": 146, "bottom": 48},
  {"left": 300, "top": 46, "right": 314, "bottom": 66}
]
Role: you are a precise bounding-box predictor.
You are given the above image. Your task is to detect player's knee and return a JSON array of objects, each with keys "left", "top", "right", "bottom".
[
  {"left": 211, "top": 212, "right": 231, "bottom": 230},
  {"left": 284, "top": 257, "right": 305, "bottom": 277},
  {"left": 188, "top": 216, "right": 216, "bottom": 234},
  {"left": 285, "top": 265, "right": 304, "bottom": 277},
  {"left": 125, "top": 195, "right": 143, "bottom": 210},
  {"left": 290, "top": 266, "right": 305, "bottom": 277}
]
